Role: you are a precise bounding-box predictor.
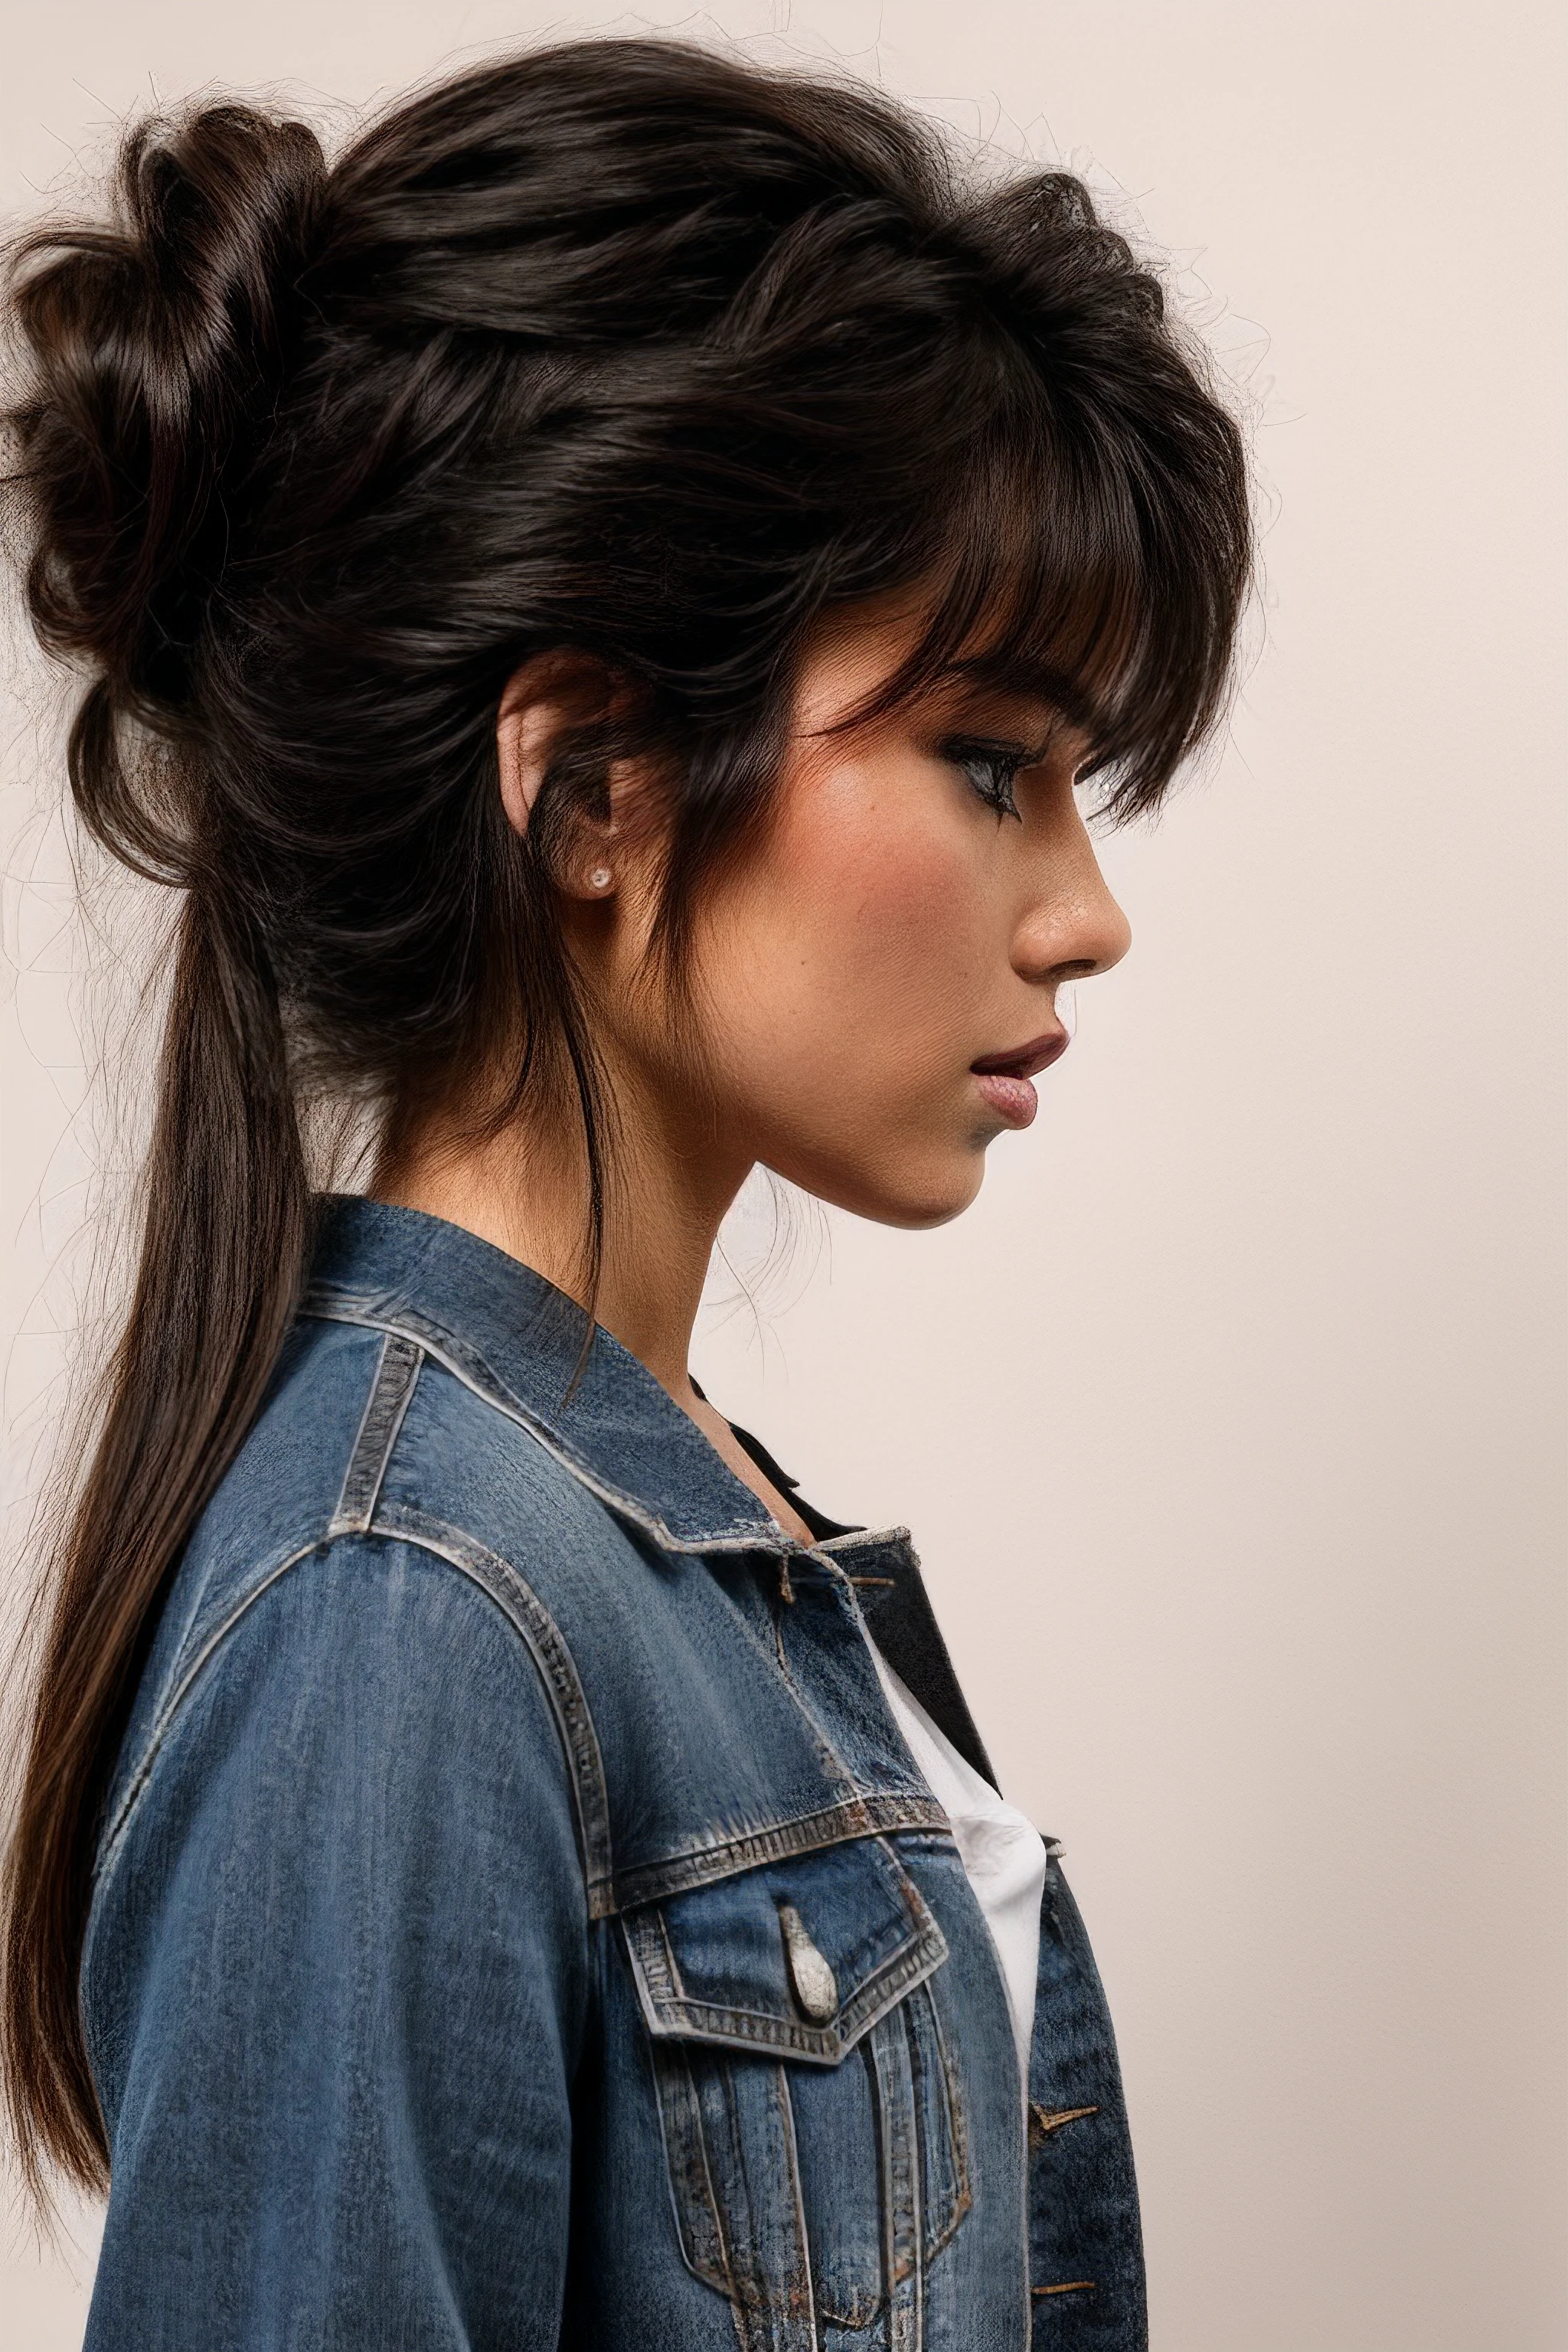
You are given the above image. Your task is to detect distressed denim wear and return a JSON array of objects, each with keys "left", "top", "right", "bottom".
[{"left": 82, "top": 1197, "right": 1146, "bottom": 2350}]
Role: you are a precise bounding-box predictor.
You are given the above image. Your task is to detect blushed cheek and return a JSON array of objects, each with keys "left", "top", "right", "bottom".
[
  {"left": 730, "top": 803, "right": 989, "bottom": 1107},
  {"left": 812, "top": 822, "right": 986, "bottom": 1039}
]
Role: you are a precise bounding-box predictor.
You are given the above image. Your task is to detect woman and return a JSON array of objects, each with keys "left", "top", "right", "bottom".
[{"left": 0, "top": 38, "right": 1249, "bottom": 2350}]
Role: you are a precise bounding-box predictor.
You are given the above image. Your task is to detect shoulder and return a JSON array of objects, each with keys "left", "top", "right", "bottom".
[
  {"left": 142, "top": 1303, "right": 638, "bottom": 1677},
  {"left": 106, "top": 1294, "right": 849, "bottom": 1935},
  {"left": 82, "top": 1517, "right": 595, "bottom": 2167},
  {"left": 96, "top": 1526, "right": 578, "bottom": 1890},
  {"left": 100, "top": 1312, "right": 622, "bottom": 1883}
]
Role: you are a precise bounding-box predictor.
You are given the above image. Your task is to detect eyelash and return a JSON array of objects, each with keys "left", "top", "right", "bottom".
[{"left": 944, "top": 738, "right": 1032, "bottom": 822}]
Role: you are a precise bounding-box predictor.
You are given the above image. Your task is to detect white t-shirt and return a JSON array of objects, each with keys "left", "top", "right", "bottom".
[{"left": 864, "top": 1640, "right": 1046, "bottom": 2087}]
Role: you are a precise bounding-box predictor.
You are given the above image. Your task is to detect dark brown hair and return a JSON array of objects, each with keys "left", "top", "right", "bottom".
[{"left": 0, "top": 36, "right": 1250, "bottom": 2188}]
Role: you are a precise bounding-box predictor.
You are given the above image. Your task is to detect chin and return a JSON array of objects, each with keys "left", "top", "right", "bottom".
[{"left": 794, "top": 1148, "right": 986, "bottom": 1232}]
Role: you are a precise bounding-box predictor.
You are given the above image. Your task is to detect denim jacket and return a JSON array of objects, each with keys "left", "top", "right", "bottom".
[{"left": 83, "top": 1198, "right": 1146, "bottom": 2350}]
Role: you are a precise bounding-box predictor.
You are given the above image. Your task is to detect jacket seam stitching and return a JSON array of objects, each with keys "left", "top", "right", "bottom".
[
  {"left": 606, "top": 1795, "right": 952, "bottom": 1916},
  {"left": 328, "top": 1331, "right": 424, "bottom": 1534},
  {"left": 769, "top": 1571, "right": 902, "bottom": 1820},
  {"left": 99, "top": 1330, "right": 427, "bottom": 1873},
  {"left": 368, "top": 1506, "right": 612, "bottom": 1902},
  {"left": 93, "top": 1520, "right": 604, "bottom": 1909},
  {"left": 95, "top": 1540, "right": 326, "bottom": 1876},
  {"left": 629, "top": 1929, "right": 949, "bottom": 2064}
]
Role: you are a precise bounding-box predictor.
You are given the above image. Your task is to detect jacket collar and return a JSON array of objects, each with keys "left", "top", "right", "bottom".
[{"left": 303, "top": 1194, "right": 793, "bottom": 1556}]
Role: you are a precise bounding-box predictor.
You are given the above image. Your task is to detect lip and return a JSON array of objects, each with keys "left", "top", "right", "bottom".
[
  {"left": 969, "top": 1030, "right": 1070, "bottom": 1083},
  {"left": 968, "top": 1028, "right": 1069, "bottom": 1132}
]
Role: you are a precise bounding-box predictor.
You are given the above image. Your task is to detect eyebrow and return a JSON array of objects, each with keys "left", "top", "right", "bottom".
[{"left": 943, "top": 652, "right": 1108, "bottom": 742}]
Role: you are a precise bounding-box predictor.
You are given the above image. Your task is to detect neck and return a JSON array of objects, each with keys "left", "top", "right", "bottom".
[
  {"left": 374, "top": 1065, "right": 819, "bottom": 1547},
  {"left": 374, "top": 1076, "right": 750, "bottom": 1402}
]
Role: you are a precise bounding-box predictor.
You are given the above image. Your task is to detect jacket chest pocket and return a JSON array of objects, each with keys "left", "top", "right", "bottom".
[{"left": 623, "top": 1834, "right": 971, "bottom": 2349}]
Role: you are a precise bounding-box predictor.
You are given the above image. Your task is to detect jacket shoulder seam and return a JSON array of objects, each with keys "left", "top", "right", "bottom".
[
  {"left": 366, "top": 1502, "right": 612, "bottom": 1907},
  {"left": 328, "top": 1329, "right": 425, "bottom": 1535},
  {"left": 96, "top": 1535, "right": 335, "bottom": 1878},
  {"left": 93, "top": 1519, "right": 594, "bottom": 1897}
]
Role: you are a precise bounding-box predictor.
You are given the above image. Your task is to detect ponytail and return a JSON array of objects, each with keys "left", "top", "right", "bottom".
[
  {"left": 4, "top": 888, "right": 309, "bottom": 2187},
  {"left": 2, "top": 103, "right": 325, "bottom": 2190}
]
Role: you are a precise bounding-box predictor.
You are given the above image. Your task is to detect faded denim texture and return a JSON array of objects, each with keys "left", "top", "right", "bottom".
[{"left": 82, "top": 1198, "right": 1146, "bottom": 2349}]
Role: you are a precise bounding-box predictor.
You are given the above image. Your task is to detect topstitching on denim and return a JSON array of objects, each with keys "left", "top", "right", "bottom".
[
  {"left": 363, "top": 1501, "right": 616, "bottom": 1903},
  {"left": 329, "top": 1330, "right": 425, "bottom": 1536},
  {"left": 93, "top": 1540, "right": 324, "bottom": 1880},
  {"left": 622, "top": 1845, "right": 949, "bottom": 2063},
  {"left": 603, "top": 1795, "right": 952, "bottom": 1916}
]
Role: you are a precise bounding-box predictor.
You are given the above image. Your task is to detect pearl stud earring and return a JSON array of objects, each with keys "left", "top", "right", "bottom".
[{"left": 586, "top": 866, "right": 612, "bottom": 892}]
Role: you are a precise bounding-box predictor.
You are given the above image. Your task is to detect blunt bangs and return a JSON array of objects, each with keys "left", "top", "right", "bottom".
[{"left": 852, "top": 383, "right": 1249, "bottom": 825}]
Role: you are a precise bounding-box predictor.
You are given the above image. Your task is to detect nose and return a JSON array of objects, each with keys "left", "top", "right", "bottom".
[{"left": 1011, "top": 808, "right": 1132, "bottom": 987}]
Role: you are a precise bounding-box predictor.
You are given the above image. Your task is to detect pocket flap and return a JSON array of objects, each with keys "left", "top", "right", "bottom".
[{"left": 622, "top": 1833, "right": 948, "bottom": 2066}]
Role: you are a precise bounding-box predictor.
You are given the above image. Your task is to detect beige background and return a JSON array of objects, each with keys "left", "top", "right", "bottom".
[{"left": 2, "top": 4, "right": 1563, "bottom": 2347}]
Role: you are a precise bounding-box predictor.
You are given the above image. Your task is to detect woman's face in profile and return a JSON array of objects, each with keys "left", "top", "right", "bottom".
[{"left": 590, "top": 599, "right": 1134, "bottom": 1230}]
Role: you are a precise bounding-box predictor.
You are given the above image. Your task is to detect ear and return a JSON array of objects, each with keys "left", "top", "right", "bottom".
[
  {"left": 496, "top": 650, "right": 601, "bottom": 840},
  {"left": 497, "top": 651, "right": 657, "bottom": 903}
]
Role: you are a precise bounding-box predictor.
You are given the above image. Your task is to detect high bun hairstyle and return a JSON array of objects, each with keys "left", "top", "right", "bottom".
[{"left": 1, "top": 37, "right": 1250, "bottom": 2187}]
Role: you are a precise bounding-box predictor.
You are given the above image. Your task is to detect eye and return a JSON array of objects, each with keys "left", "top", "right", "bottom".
[{"left": 943, "top": 737, "right": 1031, "bottom": 822}]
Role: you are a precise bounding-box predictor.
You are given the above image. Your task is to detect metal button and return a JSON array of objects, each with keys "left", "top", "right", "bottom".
[{"left": 778, "top": 1903, "right": 838, "bottom": 2023}]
